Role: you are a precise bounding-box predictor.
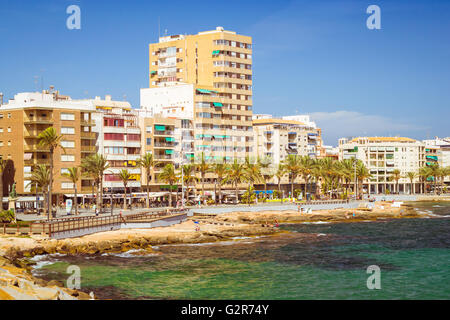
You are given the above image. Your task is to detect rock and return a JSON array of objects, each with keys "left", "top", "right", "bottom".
[
  {"left": 33, "top": 287, "right": 59, "bottom": 300},
  {"left": 47, "top": 280, "right": 64, "bottom": 287},
  {"left": 0, "top": 288, "right": 14, "bottom": 300},
  {"left": 0, "top": 285, "right": 39, "bottom": 300}
]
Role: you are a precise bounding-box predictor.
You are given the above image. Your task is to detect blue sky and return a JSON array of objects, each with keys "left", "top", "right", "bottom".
[{"left": 0, "top": 0, "right": 449, "bottom": 145}]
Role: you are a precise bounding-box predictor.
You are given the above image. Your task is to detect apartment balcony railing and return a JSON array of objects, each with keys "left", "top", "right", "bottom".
[
  {"left": 81, "top": 132, "right": 96, "bottom": 140},
  {"left": 24, "top": 117, "right": 53, "bottom": 124},
  {"left": 24, "top": 145, "right": 50, "bottom": 152},
  {"left": 154, "top": 130, "right": 174, "bottom": 136},
  {"left": 154, "top": 155, "right": 174, "bottom": 160},
  {"left": 81, "top": 120, "right": 95, "bottom": 126},
  {"left": 81, "top": 146, "right": 96, "bottom": 153},
  {"left": 24, "top": 159, "right": 51, "bottom": 166},
  {"left": 154, "top": 143, "right": 176, "bottom": 148}
]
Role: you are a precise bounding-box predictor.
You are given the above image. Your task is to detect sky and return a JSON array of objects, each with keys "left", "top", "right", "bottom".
[{"left": 0, "top": 0, "right": 449, "bottom": 145}]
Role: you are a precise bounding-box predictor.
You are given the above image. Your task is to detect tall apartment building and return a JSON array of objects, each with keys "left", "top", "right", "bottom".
[
  {"left": 252, "top": 116, "right": 323, "bottom": 164},
  {"left": 0, "top": 91, "right": 96, "bottom": 204},
  {"left": 423, "top": 137, "right": 450, "bottom": 184},
  {"left": 339, "top": 137, "right": 426, "bottom": 194},
  {"left": 90, "top": 96, "right": 142, "bottom": 193},
  {"left": 142, "top": 27, "right": 254, "bottom": 164}
]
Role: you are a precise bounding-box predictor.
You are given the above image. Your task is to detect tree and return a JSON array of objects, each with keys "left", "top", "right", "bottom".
[
  {"left": 419, "top": 166, "right": 433, "bottom": 194},
  {"left": 195, "top": 152, "right": 210, "bottom": 203},
  {"left": 38, "top": 127, "right": 64, "bottom": 220},
  {"left": 224, "top": 160, "right": 246, "bottom": 204},
  {"left": 339, "top": 159, "right": 356, "bottom": 198},
  {"left": 274, "top": 164, "right": 286, "bottom": 201},
  {"left": 356, "top": 161, "right": 371, "bottom": 198},
  {"left": 27, "top": 165, "right": 51, "bottom": 217},
  {"left": 282, "top": 155, "right": 301, "bottom": 200},
  {"left": 244, "top": 157, "right": 263, "bottom": 201},
  {"left": 212, "top": 162, "right": 228, "bottom": 204},
  {"left": 117, "top": 169, "right": 131, "bottom": 210},
  {"left": 0, "top": 159, "right": 6, "bottom": 211},
  {"left": 257, "top": 156, "right": 273, "bottom": 199},
  {"left": 81, "top": 154, "right": 110, "bottom": 212},
  {"left": 61, "top": 167, "right": 81, "bottom": 215},
  {"left": 158, "top": 164, "right": 178, "bottom": 207},
  {"left": 389, "top": 169, "right": 402, "bottom": 194},
  {"left": 181, "top": 164, "right": 197, "bottom": 203},
  {"left": 299, "top": 156, "right": 314, "bottom": 199},
  {"left": 136, "top": 153, "right": 158, "bottom": 208},
  {"left": 406, "top": 171, "right": 417, "bottom": 194}
]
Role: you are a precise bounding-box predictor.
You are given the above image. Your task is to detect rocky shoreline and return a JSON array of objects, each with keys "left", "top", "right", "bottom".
[{"left": 0, "top": 201, "right": 428, "bottom": 300}]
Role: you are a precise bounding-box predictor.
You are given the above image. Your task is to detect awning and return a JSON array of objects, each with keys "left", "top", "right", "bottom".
[
  {"left": 213, "top": 102, "right": 223, "bottom": 107},
  {"left": 165, "top": 149, "right": 173, "bottom": 155},
  {"left": 165, "top": 137, "right": 175, "bottom": 142},
  {"left": 197, "top": 89, "right": 211, "bottom": 94},
  {"left": 155, "top": 125, "right": 166, "bottom": 131},
  {"left": 186, "top": 154, "right": 194, "bottom": 158},
  {"left": 150, "top": 71, "right": 157, "bottom": 75},
  {"left": 212, "top": 50, "right": 220, "bottom": 55},
  {"left": 426, "top": 155, "right": 438, "bottom": 161}
]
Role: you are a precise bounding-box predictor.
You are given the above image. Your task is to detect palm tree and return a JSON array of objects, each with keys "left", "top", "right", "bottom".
[
  {"left": 389, "top": 169, "right": 402, "bottom": 194},
  {"left": 61, "top": 167, "right": 81, "bottom": 215},
  {"left": 195, "top": 152, "right": 210, "bottom": 203},
  {"left": 257, "top": 156, "right": 273, "bottom": 199},
  {"left": 419, "top": 166, "right": 433, "bottom": 194},
  {"left": 81, "top": 154, "right": 110, "bottom": 212},
  {"left": 244, "top": 157, "right": 263, "bottom": 203},
  {"left": 299, "top": 156, "right": 314, "bottom": 199},
  {"left": 225, "top": 160, "right": 246, "bottom": 204},
  {"left": 0, "top": 159, "right": 6, "bottom": 211},
  {"left": 38, "top": 127, "right": 64, "bottom": 219},
  {"left": 274, "top": 164, "right": 286, "bottom": 201},
  {"left": 406, "top": 171, "right": 417, "bottom": 194},
  {"left": 212, "top": 162, "right": 228, "bottom": 204},
  {"left": 356, "top": 161, "right": 371, "bottom": 198},
  {"left": 339, "top": 159, "right": 355, "bottom": 198},
  {"left": 27, "top": 165, "right": 51, "bottom": 217},
  {"left": 428, "top": 163, "right": 440, "bottom": 194},
  {"left": 136, "top": 153, "right": 158, "bottom": 208},
  {"left": 158, "top": 164, "right": 178, "bottom": 207},
  {"left": 181, "top": 164, "right": 197, "bottom": 203},
  {"left": 117, "top": 169, "right": 131, "bottom": 210},
  {"left": 282, "top": 155, "right": 301, "bottom": 200}
]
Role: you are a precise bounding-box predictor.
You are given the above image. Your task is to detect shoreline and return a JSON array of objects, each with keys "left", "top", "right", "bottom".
[{"left": 0, "top": 200, "right": 441, "bottom": 300}]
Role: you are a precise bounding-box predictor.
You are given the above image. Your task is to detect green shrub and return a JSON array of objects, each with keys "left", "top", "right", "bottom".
[
  {"left": 0, "top": 209, "right": 15, "bottom": 223},
  {"left": 241, "top": 187, "right": 256, "bottom": 204}
]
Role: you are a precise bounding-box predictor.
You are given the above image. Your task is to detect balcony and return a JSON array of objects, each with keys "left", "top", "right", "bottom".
[
  {"left": 24, "top": 145, "right": 49, "bottom": 152},
  {"left": 81, "top": 120, "right": 95, "bottom": 127},
  {"left": 24, "top": 158, "right": 51, "bottom": 166},
  {"left": 81, "top": 146, "right": 96, "bottom": 153},
  {"left": 24, "top": 117, "right": 53, "bottom": 125},
  {"left": 154, "top": 130, "right": 174, "bottom": 136},
  {"left": 154, "top": 155, "right": 174, "bottom": 161},
  {"left": 81, "top": 132, "right": 96, "bottom": 140},
  {"left": 154, "top": 143, "right": 176, "bottom": 148}
]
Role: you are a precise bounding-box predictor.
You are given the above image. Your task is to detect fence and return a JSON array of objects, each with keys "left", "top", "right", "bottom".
[{"left": 0, "top": 209, "right": 189, "bottom": 238}]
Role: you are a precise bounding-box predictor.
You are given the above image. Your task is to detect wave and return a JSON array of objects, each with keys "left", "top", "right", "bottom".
[{"left": 302, "top": 221, "right": 330, "bottom": 225}]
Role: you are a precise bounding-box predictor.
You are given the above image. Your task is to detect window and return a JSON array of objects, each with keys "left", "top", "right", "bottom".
[
  {"left": 60, "top": 113, "right": 75, "bottom": 121},
  {"left": 7, "top": 127, "right": 11, "bottom": 133},
  {"left": 61, "top": 182, "right": 74, "bottom": 189},
  {"left": 0, "top": 141, "right": 3, "bottom": 147},
  {"left": 0, "top": 114, "right": 3, "bottom": 119},
  {"left": 104, "top": 133, "right": 124, "bottom": 141},
  {"left": 7, "top": 141, "right": 11, "bottom": 146},
  {"left": 127, "top": 134, "right": 140, "bottom": 141},
  {"left": 61, "top": 168, "right": 70, "bottom": 175},
  {"left": 61, "top": 155, "right": 75, "bottom": 162},
  {"left": 61, "top": 141, "right": 75, "bottom": 148},
  {"left": 146, "top": 138, "right": 152, "bottom": 145},
  {"left": 0, "top": 128, "right": 3, "bottom": 133},
  {"left": 7, "top": 113, "right": 11, "bottom": 119},
  {"left": 61, "top": 127, "right": 75, "bottom": 134},
  {"left": 104, "top": 147, "right": 124, "bottom": 154},
  {"left": 146, "top": 126, "right": 152, "bottom": 133}
]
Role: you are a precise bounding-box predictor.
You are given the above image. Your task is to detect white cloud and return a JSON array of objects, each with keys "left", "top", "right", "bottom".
[{"left": 308, "top": 110, "right": 429, "bottom": 145}]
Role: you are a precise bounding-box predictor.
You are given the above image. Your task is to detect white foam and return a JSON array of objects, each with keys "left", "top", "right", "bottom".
[
  {"left": 317, "top": 233, "right": 327, "bottom": 237},
  {"left": 302, "top": 221, "right": 330, "bottom": 225}
]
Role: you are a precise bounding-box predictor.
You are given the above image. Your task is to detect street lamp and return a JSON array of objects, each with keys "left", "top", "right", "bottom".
[{"left": 353, "top": 157, "right": 358, "bottom": 200}]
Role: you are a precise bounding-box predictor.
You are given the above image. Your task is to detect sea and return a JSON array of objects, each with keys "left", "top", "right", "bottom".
[{"left": 33, "top": 201, "right": 450, "bottom": 299}]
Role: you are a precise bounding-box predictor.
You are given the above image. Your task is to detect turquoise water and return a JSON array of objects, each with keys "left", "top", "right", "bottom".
[{"left": 36, "top": 201, "right": 450, "bottom": 299}]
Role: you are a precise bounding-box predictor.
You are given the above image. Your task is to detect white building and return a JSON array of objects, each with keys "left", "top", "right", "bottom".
[{"left": 339, "top": 137, "right": 426, "bottom": 194}]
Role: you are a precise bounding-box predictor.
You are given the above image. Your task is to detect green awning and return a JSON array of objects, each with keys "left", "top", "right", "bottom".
[
  {"left": 212, "top": 50, "right": 220, "bottom": 55},
  {"left": 150, "top": 71, "right": 157, "bottom": 75},
  {"left": 165, "top": 149, "right": 173, "bottom": 155},
  {"left": 165, "top": 137, "right": 175, "bottom": 142},
  {"left": 426, "top": 162, "right": 434, "bottom": 166},
  {"left": 186, "top": 154, "right": 194, "bottom": 158},
  {"left": 426, "top": 155, "right": 438, "bottom": 161},
  {"left": 213, "top": 102, "right": 223, "bottom": 107},
  {"left": 155, "top": 125, "right": 165, "bottom": 131},
  {"left": 197, "top": 89, "right": 211, "bottom": 94}
]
